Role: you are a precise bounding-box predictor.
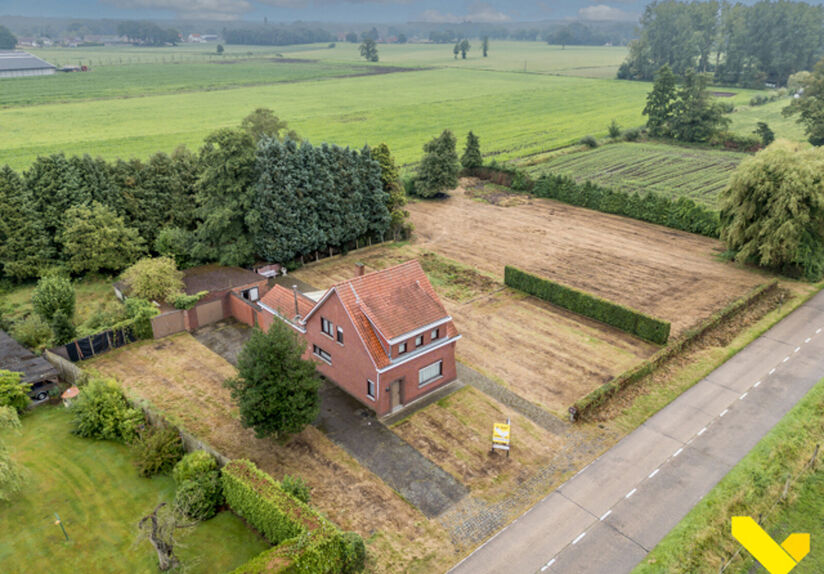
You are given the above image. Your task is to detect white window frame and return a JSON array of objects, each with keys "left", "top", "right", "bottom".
[
  {"left": 336, "top": 326, "right": 344, "bottom": 345},
  {"left": 418, "top": 360, "right": 443, "bottom": 387},
  {"left": 431, "top": 328, "right": 440, "bottom": 341},
  {"left": 398, "top": 342, "right": 407, "bottom": 354},
  {"left": 415, "top": 334, "right": 424, "bottom": 347},
  {"left": 321, "top": 317, "right": 334, "bottom": 338},
  {"left": 313, "top": 344, "right": 332, "bottom": 365},
  {"left": 367, "top": 379, "right": 376, "bottom": 400},
  {"left": 247, "top": 286, "right": 260, "bottom": 302}
]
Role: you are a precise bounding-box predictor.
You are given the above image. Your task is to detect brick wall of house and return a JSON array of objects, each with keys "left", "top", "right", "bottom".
[
  {"left": 303, "top": 292, "right": 380, "bottom": 410},
  {"left": 376, "top": 340, "right": 458, "bottom": 415}
]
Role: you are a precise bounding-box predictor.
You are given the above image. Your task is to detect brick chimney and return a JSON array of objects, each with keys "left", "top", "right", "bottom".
[
  {"left": 292, "top": 285, "right": 301, "bottom": 321},
  {"left": 355, "top": 262, "right": 365, "bottom": 277}
]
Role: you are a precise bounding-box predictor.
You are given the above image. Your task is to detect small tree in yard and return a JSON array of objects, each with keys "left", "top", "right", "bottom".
[
  {"left": 132, "top": 425, "right": 185, "bottom": 477},
  {"left": 122, "top": 257, "right": 184, "bottom": 303},
  {"left": 0, "top": 370, "right": 30, "bottom": 414},
  {"left": 359, "top": 38, "right": 378, "bottom": 62},
  {"left": 32, "top": 273, "right": 75, "bottom": 322},
  {"left": 225, "top": 321, "right": 321, "bottom": 439},
  {"left": 137, "top": 502, "right": 198, "bottom": 572},
  {"left": 461, "top": 131, "right": 483, "bottom": 170},
  {"left": 416, "top": 129, "right": 460, "bottom": 198}
]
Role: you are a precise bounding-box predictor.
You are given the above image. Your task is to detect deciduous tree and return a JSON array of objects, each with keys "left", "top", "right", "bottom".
[
  {"left": 121, "top": 257, "right": 184, "bottom": 302},
  {"left": 32, "top": 273, "right": 75, "bottom": 322},
  {"left": 359, "top": 38, "right": 378, "bottom": 62},
  {"left": 240, "top": 108, "right": 299, "bottom": 143},
  {"left": 783, "top": 58, "right": 824, "bottom": 146},
  {"left": 60, "top": 202, "right": 145, "bottom": 274},
  {"left": 224, "top": 322, "right": 320, "bottom": 439},
  {"left": 0, "top": 370, "right": 30, "bottom": 414}
]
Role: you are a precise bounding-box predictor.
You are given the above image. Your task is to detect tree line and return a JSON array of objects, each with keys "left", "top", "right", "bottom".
[
  {"left": 222, "top": 26, "right": 334, "bottom": 46},
  {"left": 618, "top": 0, "right": 824, "bottom": 87},
  {"left": 117, "top": 21, "right": 180, "bottom": 46},
  {"left": 0, "top": 109, "right": 405, "bottom": 283}
]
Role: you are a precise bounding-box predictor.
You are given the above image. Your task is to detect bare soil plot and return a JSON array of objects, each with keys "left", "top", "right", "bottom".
[
  {"left": 87, "top": 334, "right": 454, "bottom": 574},
  {"left": 292, "top": 244, "right": 656, "bottom": 414},
  {"left": 407, "top": 181, "right": 766, "bottom": 337},
  {"left": 391, "top": 386, "right": 563, "bottom": 502}
]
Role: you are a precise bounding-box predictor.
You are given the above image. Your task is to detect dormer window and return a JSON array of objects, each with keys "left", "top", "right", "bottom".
[
  {"left": 398, "top": 342, "right": 407, "bottom": 354},
  {"left": 415, "top": 335, "right": 424, "bottom": 347},
  {"left": 431, "top": 328, "right": 440, "bottom": 341}
]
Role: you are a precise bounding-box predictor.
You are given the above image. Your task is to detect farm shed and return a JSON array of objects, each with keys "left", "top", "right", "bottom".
[
  {"left": 0, "top": 51, "right": 56, "bottom": 78},
  {"left": 0, "top": 330, "right": 60, "bottom": 400}
]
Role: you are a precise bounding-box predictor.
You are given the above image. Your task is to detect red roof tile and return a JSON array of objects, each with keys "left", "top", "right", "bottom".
[{"left": 260, "top": 284, "right": 315, "bottom": 321}]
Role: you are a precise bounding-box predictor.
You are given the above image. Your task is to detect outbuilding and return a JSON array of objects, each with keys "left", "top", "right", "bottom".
[
  {"left": 0, "top": 330, "right": 60, "bottom": 402},
  {"left": 0, "top": 51, "right": 56, "bottom": 78}
]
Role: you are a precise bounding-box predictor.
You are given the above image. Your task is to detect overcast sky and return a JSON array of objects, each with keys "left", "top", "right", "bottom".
[{"left": 2, "top": 0, "right": 649, "bottom": 24}]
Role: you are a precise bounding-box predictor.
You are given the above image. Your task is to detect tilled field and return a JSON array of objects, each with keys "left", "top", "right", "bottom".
[{"left": 407, "top": 182, "right": 765, "bottom": 337}]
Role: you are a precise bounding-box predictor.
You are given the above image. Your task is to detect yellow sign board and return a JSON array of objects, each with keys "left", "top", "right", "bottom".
[
  {"left": 492, "top": 422, "right": 511, "bottom": 451},
  {"left": 731, "top": 516, "right": 809, "bottom": 574}
]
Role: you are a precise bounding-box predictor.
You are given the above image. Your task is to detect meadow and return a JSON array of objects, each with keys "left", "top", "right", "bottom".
[
  {"left": 0, "top": 406, "right": 268, "bottom": 574},
  {"left": 520, "top": 142, "right": 748, "bottom": 208}
]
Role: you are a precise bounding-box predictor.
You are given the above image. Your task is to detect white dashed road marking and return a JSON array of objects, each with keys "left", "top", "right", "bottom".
[
  {"left": 572, "top": 533, "right": 586, "bottom": 545},
  {"left": 673, "top": 448, "right": 683, "bottom": 457},
  {"left": 720, "top": 409, "right": 729, "bottom": 417},
  {"left": 648, "top": 468, "right": 660, "bottom": 479},
  {"left": 740, "top": 392, "right": 748, "bottom": 400},
  {"left": 625, "top": 489, "right": 637, "bottom": 499},
  {"left": 600, "top": 510, "right": 612, "bottom": 521},
  {"left": 697, "top": 427, "right": 707, "bottom": 436}
]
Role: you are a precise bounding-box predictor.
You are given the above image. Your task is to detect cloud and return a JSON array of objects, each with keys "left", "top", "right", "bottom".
[
  {"left": 466, "top": 2, "right": 510, "bottom": 23},
  {"left": 578, "top": 4, "right": 637, "bottom": 21},
  {"left": 103, "top": 0, "right": 251, "bottom": 20}
]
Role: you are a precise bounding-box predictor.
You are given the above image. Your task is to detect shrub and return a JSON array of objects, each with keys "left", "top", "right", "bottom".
[
  {"left": 70, "top": 378, "right": 143, "bottom": 442},
  {"left": 716, "top": 101, "right": 735, "bottom": 114},
  {"left": 401, "top": 175, "right": 417, "bottom": 197},
  {"left": 173, "top": 450, "right": 219, "bottom": 485},
  {"left": 31, "top": 273, "right": 75, "bottom": 322},
  {"left": 171, "top": 290, "right": 208, "bottom": 310},
  {"left": 121, "top": 297, "right": 159, "bottom": 340},
  {"left": 623, "top": 128, "right": 641, "bottom": 142},
  {"left": 0, "top": 370, "right": 30, "bottom": 414},
  {"left": 175, "top": 473, "right": 222, "bottom": 520},
  {"left": 608, "top": 120, "right": 622, "bottom": 138},
  {"left": 132, "top": 425, "right": 185, "bottom": 477},
  {"left": 281, "top": 474, "right": 311, "bottom": 504},
  {"left": 749, "top": 94, "right": 770, "bottom": 106},
  {"left": 505, "top": 266, "right": 671, "bottom": 345},
  {"left": 341, "top": 531, "right": 367, "bottom": 573},
  {"left": 121, "top": 257, "right": 184, "bottom": 303},
  {"left": 580, "top": 135, "right": 598, "bottom": 148},
  {"left": 12, "top": 314, "right": 52, "bottom": 349},
  {"left": 50, "top": 309, "right": 76, "bottom": 345}
]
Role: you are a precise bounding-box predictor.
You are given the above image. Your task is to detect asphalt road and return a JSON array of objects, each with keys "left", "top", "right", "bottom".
[{"left": 449, "top": 289, "right": 824, "bottom": 574}]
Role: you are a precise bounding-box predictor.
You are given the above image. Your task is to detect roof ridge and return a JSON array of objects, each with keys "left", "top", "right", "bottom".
[{"left": 332, "top": 259, "right": 421, "bottom": 287}]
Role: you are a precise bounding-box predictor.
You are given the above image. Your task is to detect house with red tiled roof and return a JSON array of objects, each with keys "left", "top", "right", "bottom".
[{"left": 258, "top": 260, "right": 461, "bottom": 416}]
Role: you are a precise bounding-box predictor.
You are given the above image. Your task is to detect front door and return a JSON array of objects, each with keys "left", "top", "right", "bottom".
[{"left": 390, "top": 379, "right": 402, "bottom": 412}]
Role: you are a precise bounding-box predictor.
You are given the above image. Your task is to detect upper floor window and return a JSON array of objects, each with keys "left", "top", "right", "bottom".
[
  {"left": 398, "top": 342, "right": 407, "bottom": 354},
  {"left": 321, "top": 317, "right": 334, "bottom": 337},
  {"left": 431, "top": 328, "right": 440, "bottom": 341},
  {"left": 415, "top": 334, "right": 424, "bottom": 347},
  {"left": 337, "top": 326, "right": 344, "bottom": 345}
]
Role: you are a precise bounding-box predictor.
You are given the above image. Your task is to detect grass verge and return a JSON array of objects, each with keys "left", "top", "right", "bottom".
[{"left": 633, "top": 375, "right": 824, "bottom": 574}]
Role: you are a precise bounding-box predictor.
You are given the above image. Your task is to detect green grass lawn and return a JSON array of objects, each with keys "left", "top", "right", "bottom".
[
  {"left": 633, "top": 375, "right": 824, "bottom": 574},
  {"left": 521, "top": 142, "right": 748, "bottom": 208},
  {"left": 0, "top": 68, "right": 653, "bottom": 171},
  {"left": 1, "top": 275, "right": 119, "bottom": 326},
  {"left": 729, "top": 97, "right": 808, "bottom": 143},
  {"left": 0, "top": 406, "right": 268, "bottom": 574}
]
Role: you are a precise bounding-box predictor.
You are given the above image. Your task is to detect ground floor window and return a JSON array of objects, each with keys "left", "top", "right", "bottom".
[
  {"left": 367, "top": 379, "right": 376, "bottom": 400},
  {"left": 313, "top": 344, "right": 331, "bottom": 364},
  {"left": 418, "top": 360, "right": 443, "bottom": 387}
]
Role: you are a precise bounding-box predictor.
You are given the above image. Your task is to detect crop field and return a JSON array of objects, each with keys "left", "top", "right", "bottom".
[
  {"left": 0, "top": 67, "right": 652, "bottom": 171},
  {"left": 520, "top": 142, "right": 748, "bottom": 208},
  {"left": 88, "top": 334, "right": 454, "bottom": 574},
  {"left": 408, "top": 181, "right": 765, "bottom": 336},
  {"left": 1, "top": 406, "right": 267, "bottom": 574}
]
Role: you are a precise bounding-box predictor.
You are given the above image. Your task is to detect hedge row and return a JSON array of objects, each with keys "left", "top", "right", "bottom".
[
  {"left": 223, "top": 459, "right": 357, "bottom": 574},
  {"left": 504, "top": 266, "right": 671, "bottom": 345},
  {"left": 532, "top": 173, "right": 720, "bottom": 238},
  {"left": 572, "top": 280, "right": 779, "bottom": 420}
]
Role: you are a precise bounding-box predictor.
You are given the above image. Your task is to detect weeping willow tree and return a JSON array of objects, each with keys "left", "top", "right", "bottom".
[{"left": 720, "top": 140, "right": 824, "bottom": 280}]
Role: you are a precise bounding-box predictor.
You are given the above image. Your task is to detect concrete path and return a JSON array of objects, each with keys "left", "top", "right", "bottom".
[
  {"left": 316, "top": 382, "right": 468, "bottom": 518},
  {"left": 450, "top": 290, "right": 824, "bottom": 574}
]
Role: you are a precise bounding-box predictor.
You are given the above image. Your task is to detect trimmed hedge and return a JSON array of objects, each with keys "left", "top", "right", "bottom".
[
  {"left": 572, "top": 280, "right": 779, "bottom": 420},
  {"left": 533, "top": 173, "right": 720, "bottom": 238},
  {"left": 223, "top": 459, "right": 358, "bottom": 574},
  {"left": 504, "top": 266, "right": 671, "bottom": 345}
]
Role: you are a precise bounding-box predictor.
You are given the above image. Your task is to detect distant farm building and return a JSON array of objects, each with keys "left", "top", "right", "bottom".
[{"left": 0, "top": 51, "right": 56, "bottom": 78}]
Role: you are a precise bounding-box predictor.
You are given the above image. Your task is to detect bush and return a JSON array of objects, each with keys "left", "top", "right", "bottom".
[
  {"left": 608, "top": 120, "right": 622, "bottom": 138},
  {"left": 50, "top": 309, "right": 76, "bottom": 345},
  {"left": 132, "top": 425, "right": 185, "bottom": 477},
  {"left": 0, "top": 370, "right": 30, "bottom": 414},
  {"left": 716, "top": 101, "right": 735, "bottom": 114},
  {"left": 532, "top": 174, "right": 720, "bottom": 238},
  {"left": 623, "top": 128, "right": 641, "bottom": 142},
  {"left": 175, "top": 473, "right": 223, "bottom": 520},
  {"left": 121, "top": 297, "right": 159, "bottom": 340},
  {"left": 504, "top": 266, "right": 671, "bottom": 345},
  {"left": 401, "top": 175, "right": 417, "bottom": 197},
  {"left": 580, "top": 135, "right": 598, "bottom": 148},
  {"left": 281, "top": 474, "right": 311, "bottom": 504},
  {"left": 749, "top": 94, "right": 770, "bottom": 106},
  {"left": 173, "top": 450, "right": 219, "bottom": 485},
  {"left": 12, "top": 314, "right": 52, "bottom": 349},
  {"left": 31, "top": 273, "right": 75, "bottom": 322},
  {"left": 70, "top": 378, "right": 143, "bottom": 442},
  {"left": 171, "top": 290, "right": 208, "bottom": 310},
  {"left": 121, "top": 257, "right": 184, "bottom": 303},
  {"left": 341, "top": 531, "right": 366, "bottom": 574}
]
